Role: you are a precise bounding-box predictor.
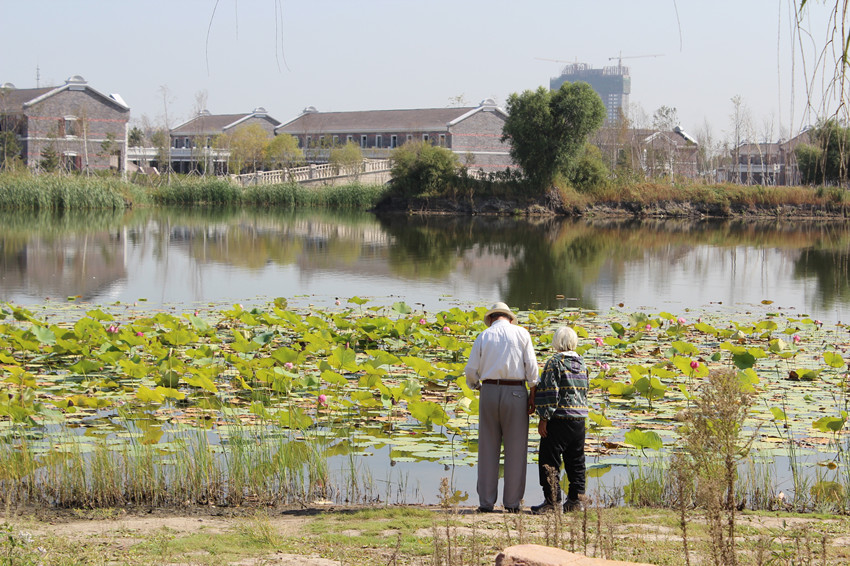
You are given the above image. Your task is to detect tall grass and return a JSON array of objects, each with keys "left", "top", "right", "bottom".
[
  {"left": 150, "top": 177, "right": 243, "bottom": 205},
  {"left": 242, "top": 181, "right": 389, "bottom": 209},
  {"left": 0, "top": 172, "right": 128, "bottom": 210}
]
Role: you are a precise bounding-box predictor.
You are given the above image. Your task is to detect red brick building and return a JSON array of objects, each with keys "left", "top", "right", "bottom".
[{"left": 0, "top": 75, "right": 130, "bottom": 172}]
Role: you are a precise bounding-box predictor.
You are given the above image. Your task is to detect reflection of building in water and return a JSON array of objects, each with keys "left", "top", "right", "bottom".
[{"left": 0, "top": 232, "right": 127, "bottom": 301}]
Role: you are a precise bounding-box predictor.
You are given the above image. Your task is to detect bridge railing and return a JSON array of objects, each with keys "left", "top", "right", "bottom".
[{"left": 232, "top": 159, "right": 391, "bottom": 187}]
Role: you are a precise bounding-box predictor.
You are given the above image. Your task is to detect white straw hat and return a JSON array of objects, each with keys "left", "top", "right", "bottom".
[{"left": 484, "top": 302, "right": 517, "bottom": 326}]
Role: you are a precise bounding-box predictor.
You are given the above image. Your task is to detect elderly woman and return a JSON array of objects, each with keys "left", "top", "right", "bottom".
[{"left": 531, "top": 326, "right": 588, "bottom": 514}]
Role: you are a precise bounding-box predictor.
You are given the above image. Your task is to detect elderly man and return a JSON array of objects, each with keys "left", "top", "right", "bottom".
[{"left": 464, "top": 302, "right": 539, "bottom": 513}]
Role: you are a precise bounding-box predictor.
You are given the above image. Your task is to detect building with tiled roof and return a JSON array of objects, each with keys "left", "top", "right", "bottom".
[
  {"left": 168, "top": 107, "right": 281, "bottom": 174},
  {"left": 275, "top": 99, "right": 512, "bottom": 172},
  {"left": 0, "top": 75, "right": 130, "bottom": 172}
]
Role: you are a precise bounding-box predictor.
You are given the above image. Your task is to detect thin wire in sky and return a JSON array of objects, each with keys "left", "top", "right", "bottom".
[{"left": 275, "top": 0, "right": 291, "bottom": 72}]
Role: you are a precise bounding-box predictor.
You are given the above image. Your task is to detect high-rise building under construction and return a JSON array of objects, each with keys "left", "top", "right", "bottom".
[{"left": 550, "top": 63, "right": 630, "bottom": 124}]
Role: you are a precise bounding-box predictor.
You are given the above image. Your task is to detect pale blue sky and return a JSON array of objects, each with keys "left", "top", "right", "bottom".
[{"left": 0, "top": 1, "right": 840, "bottom": 142}]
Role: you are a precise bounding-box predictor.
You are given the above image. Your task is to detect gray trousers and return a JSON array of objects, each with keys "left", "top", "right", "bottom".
[{"left": 477, "top": 383, "right": 529, "bottom": 509}]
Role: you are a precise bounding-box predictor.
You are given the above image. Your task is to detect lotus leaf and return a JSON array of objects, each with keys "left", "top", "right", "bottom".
[{"left": 623, "top": 429, "right": 663, "bottom": 451}]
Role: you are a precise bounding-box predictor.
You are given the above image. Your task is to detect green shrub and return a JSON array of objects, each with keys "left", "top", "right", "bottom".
[{"left": 389, "top": 141, "right": 460, "bottom": 197}]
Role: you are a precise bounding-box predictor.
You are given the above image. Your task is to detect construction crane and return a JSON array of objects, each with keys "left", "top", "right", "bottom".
[{"left": 608, "top": 52, "right": 664, "bottom": 70}]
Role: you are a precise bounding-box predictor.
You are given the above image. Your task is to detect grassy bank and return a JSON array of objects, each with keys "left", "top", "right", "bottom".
[
  {"left": 2, "top": 171, "right": 849, "bottom": 215},
  {"left": 0, "top": 172, "right": 390, "bottom": 211}
]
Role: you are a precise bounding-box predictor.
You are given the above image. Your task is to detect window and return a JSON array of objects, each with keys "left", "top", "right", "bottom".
[
  {"left": 360, "top": 135, "right": 367, "bottom": 148},
  {"left": 63, "top": 116, "right": 77, "bottom": 137},
  {"left": 63, "top": 152, "right": 80, "bottom": 171},
  {"left": 390, "top": 135, "right": 397, "bottom": 148},
  {"left": 306, "top": 136, "right": 312, "bottom": 147},
  {"left": 422, "top": 134, "right": 429, "bottom": 143},
  {"left": 439, "top": 134, "right": 446, "bottom": 147},
  {"left": 184, "top": 137, "right": 191, "bottom": 148},
  {"left": 347, "top": 135, "right": 353, "bottom": 143},
  {"left": 319, "top": 135, "right": 325, "bottom": 147},
  {"left": 206, "top": 137, "right": 212, "bottom": 148},
  {"left": 333, "top": 135, "right": 339, "bottom": 146},
  {"left": 406, "top": 134, "right": 413, "bottom": 143},
  {"left": 173, "top": 138, "right": 183, "bottom": 149}
]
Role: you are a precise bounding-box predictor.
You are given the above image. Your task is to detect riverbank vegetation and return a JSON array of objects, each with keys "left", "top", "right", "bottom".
[{"left": 0, "top": 170, "right": 390, "bottom": 210}]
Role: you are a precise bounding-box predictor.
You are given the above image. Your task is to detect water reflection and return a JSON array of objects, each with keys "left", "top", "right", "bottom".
[{"left": 0, "top": 208, "right": 848, "bottom": 322}]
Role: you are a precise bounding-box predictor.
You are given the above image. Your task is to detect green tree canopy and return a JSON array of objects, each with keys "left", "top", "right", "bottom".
[
  {"left": 390, "top": 141, "right": 460, "bottom": 197},
  {"left": 227, "top": 123, "right": 271, "bottom": 174},
  {"left": 263, "top": 133, "right": 303, "bottom": 169},
  {"left": 329, "top": 141, "right": 362, "bottom": 175},
  {"left": 501, "top": 82, "right": 605, "bottom": 191},
  {"left": 794, "top": 119, "right": 850, "bottom": 185}
]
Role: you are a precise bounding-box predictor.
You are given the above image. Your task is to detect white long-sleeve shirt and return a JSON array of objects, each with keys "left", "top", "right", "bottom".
[{"left": 464, "top": 318, "right": 539, "bottom": 389}]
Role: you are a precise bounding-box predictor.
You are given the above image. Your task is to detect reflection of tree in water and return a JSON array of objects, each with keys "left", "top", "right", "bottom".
[
  {"left": 377, "top": 215, "right": 609, "bottom": 310},
  {"left": 794, "top": 247, "right": 850, "bottom": 309}
]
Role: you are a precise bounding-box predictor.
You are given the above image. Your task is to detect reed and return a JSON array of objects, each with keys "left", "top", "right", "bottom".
[
  {"left": 242, "top": 181, "right": 389, "bottom": 209},
  {"left": 150, "top": 177, "right": 242, "bottom": 205},
  {"left": 0, "top": 172, "right": 127, "bottom": 210}
]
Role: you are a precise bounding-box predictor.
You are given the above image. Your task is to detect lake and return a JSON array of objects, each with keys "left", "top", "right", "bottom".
[
  {"left": 1, "top": 206, "right": 849, "bottom": 506},
  {"left": 1, "top": 208, "right": 848, "bottom": 323}
]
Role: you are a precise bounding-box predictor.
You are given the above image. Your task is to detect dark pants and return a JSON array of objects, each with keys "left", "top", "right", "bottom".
[{"left": 538, "top": 418, "right": 586, "bottom": 503}]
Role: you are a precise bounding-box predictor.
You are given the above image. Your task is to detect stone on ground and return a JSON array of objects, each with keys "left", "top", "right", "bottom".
[{"left": 495, "top": 544, "right": 655, "bottom": 566}]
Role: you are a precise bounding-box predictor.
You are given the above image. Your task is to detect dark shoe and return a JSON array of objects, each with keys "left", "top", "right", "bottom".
[
  {"left": 476, "top": 506, "right": 495, "bottom": 513},
  {"left": 563, "top": 498, "right": 583, "bottom": 512},
  {"left": 503, "top": 506, "right": 521, "bottom": 513},
  {"left": 530, "top": 501, "right": 555, "bottom": 515}
]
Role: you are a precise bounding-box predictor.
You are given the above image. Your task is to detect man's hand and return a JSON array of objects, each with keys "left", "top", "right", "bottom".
[
  {"left": 527, "top": 397, "right": 535, "bottom": 415},
  {"left": 538, "top": 419, "right": 548, "bottom": 438}
]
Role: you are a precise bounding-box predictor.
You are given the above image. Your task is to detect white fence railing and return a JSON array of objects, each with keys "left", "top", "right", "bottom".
[{"left": 232, "top": 159, "right": 391, "bottom": 187}]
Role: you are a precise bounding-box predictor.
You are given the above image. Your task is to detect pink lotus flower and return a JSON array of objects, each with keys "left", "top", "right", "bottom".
[
  {"left": 601, "top": 363, "right": 610, "bottom": 371},
  {"left": 318, "top": 394, "right": 327, "bottom": 406},
  {"left": 443, "top": 326, "right": 450, "bottom": 333},
  {"left": 419, "top": 318, "right": 426, "bottom": 325},
  {"left": 793, "top": 334, "right": 801, "bottom": 344},
  {"left": 107, "top": 324, "right": 119, "bottom": 334},
  {"left": 135, "top": 331, "right": 144, "bottom": 337},
  {"left": 595, "top": 337, "right": 604, "bottom": 347},
  {"left": 690, "top": 360, "right": 699, "bottom": 370},
  {"left": 645, "top": 324, "right": 652, "bottom": 331},
  {"left": 335, "top": 300, "right": 341, "bottom": 306},
  {"left": 595, "top": 360, "right": 602, "bottom": 367},
  {"left": 678, "top": 317, "right": 687, "bottom": 325},
  {"left": 815, "top": 319, "right": 823, "bottom": 327},
  {"left": 284, "top": 362, "right": 294, "bottom": 370}
]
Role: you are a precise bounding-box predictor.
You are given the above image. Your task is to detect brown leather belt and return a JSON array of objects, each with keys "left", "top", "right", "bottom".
[{"left": 482, "top": 380, "right": 524, "bottom": 386}]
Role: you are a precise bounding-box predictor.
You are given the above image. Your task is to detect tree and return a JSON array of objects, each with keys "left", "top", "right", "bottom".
[
  {"left": 651, "top": 105, "right": 680, "bottom": 131},
  {"left": 227, "top": 123, "right": 271, "bottom": 173},
  {"left": 150, "top": 129, "right": 170, "bottom": 172},
  {"left": 568, "top": 143, "right": 608, "bottom": 191},
  {"left": 264, "top": 133, "right": 303, "bottom": 169},
  {"left": 795, "top": 119, "right": 850, "bottom": 184},
  {"left": 390, "top": 140, "right": 460, "bottom": 197},
  {"left": 501, "top": 82, "right": 605, "bottom": 191},
  {"left": 329, "top": 141, "right": 362, "bottom": 176},
  {"left": 40, "top": 134, "right": 59, "bottom": 172},
  {"left": 128, "top": 126, "right": 144, "bottom": 148},
  {"left": 0, "top": 130, "right": 21, "bottom": 170},
  {"left": 729, "top": 95, "right": 751, "bottom": 184}
]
